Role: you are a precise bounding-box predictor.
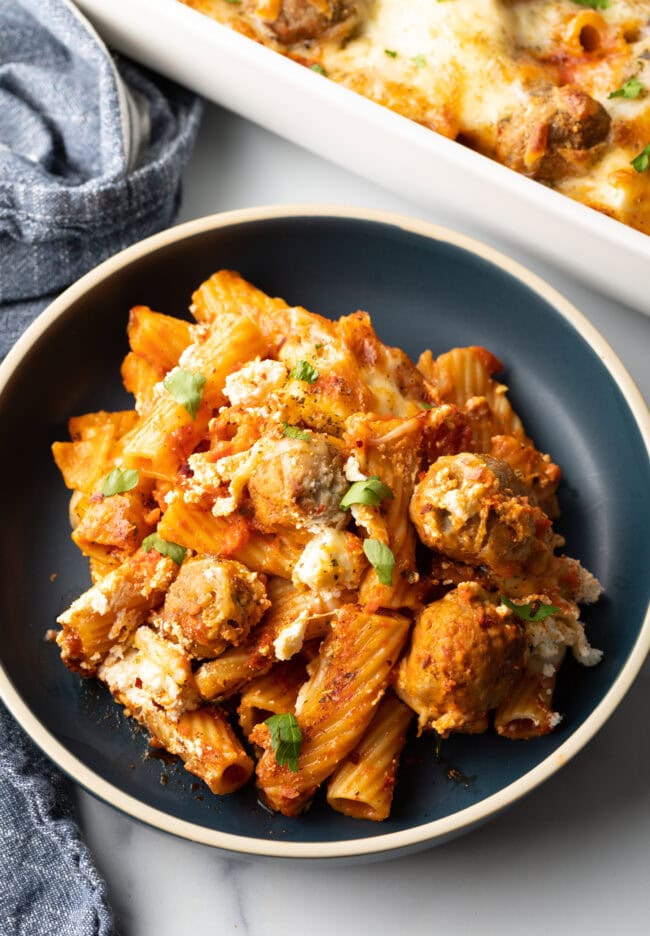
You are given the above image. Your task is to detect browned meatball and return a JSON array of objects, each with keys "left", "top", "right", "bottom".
[
  {"left": 496, "top": 85, "right": 610, "bottom": 182},
  {"left": 247, "top": 435, "right": 348, "bottom": 533},
  {"left": 245, "top": 0, "right": 369, "bottom": 46},
  {"left": 547, "top": 85, "right": 610, "bottom": 150},
  {"left": 158, "top": 557, "right": 270, "bottom": 659},
  {"left": 395, "top": 583, "right": 527, "bottom": 736},
  {"left": 409, "top": 452, "right": 551, "bottom": 577}
]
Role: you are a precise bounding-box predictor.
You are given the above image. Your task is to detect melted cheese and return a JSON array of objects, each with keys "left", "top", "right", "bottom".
[
  {"left": 224, "top": 358, "right": 287, "bottom": 406},
  {"left": 329, "top": 0, "right": 526, "bottom": 132},
  {"left": 99, "top": 626, "right": 198, "bottom": 720},
  {"left": 292, "top": 528, "right": 367, "bottom": 594}
]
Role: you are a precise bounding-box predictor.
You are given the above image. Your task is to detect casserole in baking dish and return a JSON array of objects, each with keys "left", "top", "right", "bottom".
[{"left": 181, "top": 0, "right": 650, "bottom": 235}]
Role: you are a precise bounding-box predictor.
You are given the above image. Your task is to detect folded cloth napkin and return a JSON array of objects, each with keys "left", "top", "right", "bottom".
[
  {"left": 0, "top": 0, "right": 203, "bottom": 357},
  {"left": 0, "top": 1, "right": 203, "bottom": 932}
]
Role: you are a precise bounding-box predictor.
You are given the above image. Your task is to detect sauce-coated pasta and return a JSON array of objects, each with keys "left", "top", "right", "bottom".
[{"left": 52, "top": 271, "right": 602, "bottom": 820}]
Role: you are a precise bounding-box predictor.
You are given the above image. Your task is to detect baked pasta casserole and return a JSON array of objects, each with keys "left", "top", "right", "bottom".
[
  {"left": 52, "top": 271, "right": 602, "bottom": 820},
  {"left": 179, "top": 0, "right": 650, "bottom": 234}
]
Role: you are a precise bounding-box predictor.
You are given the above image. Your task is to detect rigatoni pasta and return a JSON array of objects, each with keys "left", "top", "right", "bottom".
[
  {"left": 249, "top": 605, "right": 411, "bottom": 815},
  {"left": 327, "top": 694, "right": 413, "bottom": 821},
  {"left": 52, "top": 269, "right": 603, "bottom": 821}
]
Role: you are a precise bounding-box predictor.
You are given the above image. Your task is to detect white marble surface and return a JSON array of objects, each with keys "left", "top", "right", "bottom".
[{"left": 77, "top": 101, "right": 650, "bottom": 936}]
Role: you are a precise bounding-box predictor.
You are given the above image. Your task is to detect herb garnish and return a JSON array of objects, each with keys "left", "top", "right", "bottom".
[
  {"left": 265, "top": 713, "right": 302, "bottom": 772},
  {"left": 163, "top": 369, "right": 206, "bottom": 419},
  {"left": 384, "top": 49, "right": 398, "bottom": 58},
  {"left": 282, "top": 422, "right": 311, "bottom": 441},
  {"left": 571, "top": 0, "right": 610, "bottom": 8},
  {"left": 500, "top": 595, "right": 559, "bottom": 622},
  {"left": 363, "top": 539, "right": 395, "bottom": 586},
  {"left": 142, "top": 533, "right": 186, "bottom": 566},
  {"left": 340, "top": 476, "right": 393, "bottom": 510},
  {"left": 101, "top": 467, "right": 139, "bottom": 497},
  {"left": 310, "top": 64, "right": 327, "bottom": 76},
  {"left": 609, "top": 77, "right": 644, "bottom": 100},
  {"left": 289, "top": 360, "right": 319, "bottom": 383},
  {"left": 631, "top": 143, "right": 650, "bottom": 173},
  {"left": 412, "top": 54, "right": 427, "bottom": 68}
]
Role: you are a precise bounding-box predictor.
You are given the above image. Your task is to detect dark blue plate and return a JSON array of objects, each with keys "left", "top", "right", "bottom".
[{"left": 1, "top": 209, "right": 648, "bottom": 859}]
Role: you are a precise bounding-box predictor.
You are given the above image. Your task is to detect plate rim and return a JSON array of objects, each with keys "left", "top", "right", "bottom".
[{"left": 1, "top": 204, "right": 649, "bottom": 859}]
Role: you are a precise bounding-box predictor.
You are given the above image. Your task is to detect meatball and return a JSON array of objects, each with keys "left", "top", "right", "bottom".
[
  {"left": 247, "top": 435, "right": 349, "bottom": 533},
  {"left": 547, "top": 85, "right": 611, "bottom": 151},
  {"left": 495, "top": 85, "right": 610, "bottom": 183},
  {"left": 409, "top": 452, "right": 551, "bottom": 577},
  {"left": 395, "top": 583, "right": 527, "bottom": 737},
  {"left": 158, "top": 557, "right": 270, "bottom": 659},
  {"left": 245, "top": 0, "right": 369, "bottom": 46}
]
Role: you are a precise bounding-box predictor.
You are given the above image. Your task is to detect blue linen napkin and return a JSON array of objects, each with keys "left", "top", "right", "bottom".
[
  {"left": 0, "top": 1, "right": 203, "bottom": 931},
  {"left": 0, "top": 705, "right": 113, "bottom": 936},
  {"left": 0, "top": 0, "right": 203, "bottom": 356}
]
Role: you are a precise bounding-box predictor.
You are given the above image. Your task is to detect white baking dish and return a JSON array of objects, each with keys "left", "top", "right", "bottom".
[{"left": 75, "top": 0, "right": 650, "bottom": 315}]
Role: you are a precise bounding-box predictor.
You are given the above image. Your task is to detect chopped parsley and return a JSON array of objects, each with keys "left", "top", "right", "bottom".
[
  {"left": 500, "top": 595, "right": 559, "bottom": 622},
  {"left": 289, "top": 360, "right": 319, "bottom": 383},
  {"left": 608, "top": 77, "right": 644, "bottom": 100},
  {"left": 142, "top": 533, "right": 186, "bottom": 566},
  {"left": 340, "top": 476, "right": 393, "bottom": 510},
  {"left": 282, "top": 422, "right": 311, "bottom": 441},
  {"left": 163, "top": 368, "right": 206, "bottom": 419},
  {"left": 101, "top": 467, "right": 139, "bottom": 497},
  {"left": 265, "top": 713, "right": 302, "bottom": 772},
  {"left": 384, "top": 49, "right": 398, "bottom": 58},
  {"left": 310, "top": 64, "right": 327, "bottom": 76},
  {"left": 363, "top": 539, "right": 395, "bottom": 586},
  {"left": 631, "top": 143, "right": 650, "bottom": 173},
  {"left": 412, "top": 54, "right": 427, "bottom": 68},
  {"left": 571, "top": 0, "right": 610, "bottom": 8},
  {"left": 420, "top": 402, "right": 435, "bottom": 410}
]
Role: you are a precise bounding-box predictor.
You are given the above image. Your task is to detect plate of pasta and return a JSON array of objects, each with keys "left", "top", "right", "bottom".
[{"left": 1, "top": 207, "right": 648, "bottom": 860}]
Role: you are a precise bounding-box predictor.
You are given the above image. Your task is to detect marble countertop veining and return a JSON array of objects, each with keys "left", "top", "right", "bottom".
[{"left": 77, "top": 101, "right": 650, "bottom": 936}]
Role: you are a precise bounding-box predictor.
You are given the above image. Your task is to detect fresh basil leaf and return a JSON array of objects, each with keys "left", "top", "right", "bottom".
[
  {"left": 289, "top": 360, "right": 319, "bottom": 383},
  {"left": 101, "top": 467, "right": 139, "bottom": 497},
  {"left": 163, "top": 368, "right": 206, "bottom": 419},
  {"left": 363, "top": 538, "right": 395, "bottom": 586},
  {"left": 340, "top": 476, "right": 393, "bottom": 510},
  {"left": 142, "top": 533, "right": 186, "bottom": 566},
  {"left": 608, "top": 77, "right": 644, "bottom": 99},
  {"left": 282, "top": 423, "right": 311, "bottom": 441},
  {"left": 500, "top": 595, "right": 559, "bottom": 622},
  {"left": 631, "top": 143, "right": 650, "bottom": 173},
  {"left": 265, "top": 713, "right": 302, "bottom": 772}
]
